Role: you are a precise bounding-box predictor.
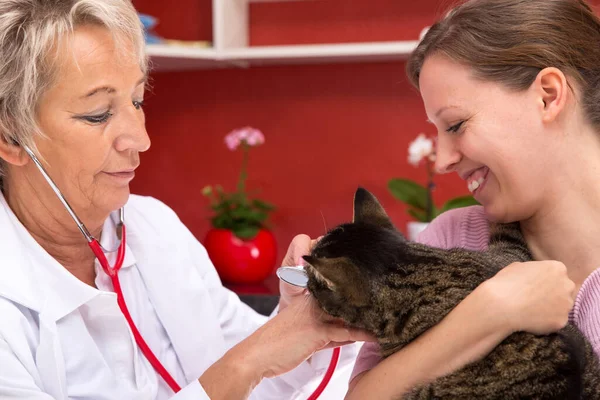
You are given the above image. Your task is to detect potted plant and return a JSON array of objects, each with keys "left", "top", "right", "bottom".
[
  {"left": 202, "top": 127, "right": 277, "bottom": 284},
  {"left": 388, "top": 133, "right": 478, "bottom": 240}
]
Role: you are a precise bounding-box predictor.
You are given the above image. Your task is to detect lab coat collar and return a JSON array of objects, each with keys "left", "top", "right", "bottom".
[{"left": 0, "top": 192, "right": 136, "bottom": 321}]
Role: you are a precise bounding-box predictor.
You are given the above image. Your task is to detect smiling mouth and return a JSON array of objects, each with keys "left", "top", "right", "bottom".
[
  {"left": 466, "top": 167, "right": 489, "bottom": 194},
  {"left": 468, "top": 177, "right": 483, "bottom": 193}
]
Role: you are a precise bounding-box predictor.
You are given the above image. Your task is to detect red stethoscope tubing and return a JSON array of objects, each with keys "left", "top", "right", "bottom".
[
  {"left": 307, "top": 347, "right": 340, "bottom": 400},
  {"left": 88, "top": 224, "right": 338, "bottom": 398},
  {"left": 88, "top": 224, "right": 182, "bottom": 393}
]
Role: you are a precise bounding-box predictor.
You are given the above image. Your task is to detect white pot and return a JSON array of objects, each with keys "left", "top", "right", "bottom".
[{"left": 407, "top": 221, "right": 429, "bottom": 241}]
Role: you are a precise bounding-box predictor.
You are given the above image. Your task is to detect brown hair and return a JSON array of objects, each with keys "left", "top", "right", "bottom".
[{"left": 407, "top": 0, "right": 600, "bottom": 130}]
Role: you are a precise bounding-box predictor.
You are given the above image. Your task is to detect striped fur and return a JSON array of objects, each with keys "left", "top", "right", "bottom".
[{"left": 305, "top": 188, "right": 600, "bottom": 399}]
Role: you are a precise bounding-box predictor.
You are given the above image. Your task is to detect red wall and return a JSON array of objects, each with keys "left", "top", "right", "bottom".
[{"left": 127, "top": 0, "right": 533, "bottom": 276}]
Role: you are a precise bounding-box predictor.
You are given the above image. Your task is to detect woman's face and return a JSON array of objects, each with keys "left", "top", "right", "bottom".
[
  {"left": 419, "top": 55, "right": 557, "bottom": 223},
  {"left": 32, "top": 24, "right": 149, "bottom": 215}
]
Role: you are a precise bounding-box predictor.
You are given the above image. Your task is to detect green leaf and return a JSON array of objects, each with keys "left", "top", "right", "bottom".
[
  {"left": 230, "top": 207, "right": 252, "bottom": 220},
  {"left": 388, "top": 179, "right": 429, "bottom": 211},
  {"left": 252, "top": 199, "right": 275, "bottom": 211},
  {"left": 440, "top": 195, "right": 479, "bottom": 212},
  {"left": 211, "top": 201, "right": 231, "bottom": 211},
  {"left": 233, "top": 225, "right": 260, "bottom": 240},
  {"left": 407, "top": 208, "right": 428, "bottom": 222},
  {"left": 211, "top": 214, "right": 233, "bottom": 229},
  {"left": 231, "top": 192, "right": 248, "bottom": 206}
]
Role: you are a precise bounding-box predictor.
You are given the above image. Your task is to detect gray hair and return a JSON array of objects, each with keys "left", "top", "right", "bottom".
[{"left": 0, "top": 0, "right": 147, "bottom": 190}]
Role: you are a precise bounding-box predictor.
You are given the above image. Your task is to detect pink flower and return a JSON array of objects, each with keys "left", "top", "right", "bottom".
[{"left": 225, "top": 127, "right": 265, "bottom": 150}]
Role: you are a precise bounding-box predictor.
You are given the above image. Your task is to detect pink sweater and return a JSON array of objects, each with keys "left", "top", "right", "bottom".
[{"left": 350, "top": 205, "right": 600, "bottom": 380}]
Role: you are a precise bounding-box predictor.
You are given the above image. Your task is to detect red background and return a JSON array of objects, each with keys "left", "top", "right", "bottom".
[{"left": 129, "top": 0, "right": 600, "bottom": 292}]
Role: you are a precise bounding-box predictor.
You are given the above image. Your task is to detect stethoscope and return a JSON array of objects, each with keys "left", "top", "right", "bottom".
[
  {"left": 24, "top": 142, "right": 337, "bottom": 398},
  {"left": 22, "top": 145, "right": 182, "bottom": 393}
]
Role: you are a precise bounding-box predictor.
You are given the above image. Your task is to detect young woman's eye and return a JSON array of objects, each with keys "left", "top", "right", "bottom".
[
  {"left": 446, "top": 121, "right": 465, "bottom": 134},
  {"left": 133, "top": 100, "right": 145, "bottom": 110},
  {"left": 80, "top": 112, "right": 113, "bottom": 124}
]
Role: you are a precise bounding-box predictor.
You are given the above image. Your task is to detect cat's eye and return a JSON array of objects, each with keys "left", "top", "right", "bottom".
[{"left": 446, "top": 121, "right": 465, "bottom": 134}]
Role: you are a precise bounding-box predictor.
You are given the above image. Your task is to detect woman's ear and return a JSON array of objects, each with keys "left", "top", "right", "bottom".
[
  {"left": 0, "top": 134, "right": 28, "bottom": 166},
  {"left": 535, "top": 67, "right": 568, "bottom": 123}
]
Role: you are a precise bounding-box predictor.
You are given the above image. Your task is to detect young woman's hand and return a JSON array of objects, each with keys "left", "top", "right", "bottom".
[{"left": 485, "top": 260, "right": 577, "bottom": 335}]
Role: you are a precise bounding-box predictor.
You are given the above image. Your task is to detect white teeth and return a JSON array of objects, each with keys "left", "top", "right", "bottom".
[{"left": 468, "top": 177, "right": 485, "bottom": 193}]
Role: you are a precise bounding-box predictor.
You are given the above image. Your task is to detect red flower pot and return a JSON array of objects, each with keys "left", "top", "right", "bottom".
[{"left": 203, "top": 228, "right": 277, "bottom": 284}]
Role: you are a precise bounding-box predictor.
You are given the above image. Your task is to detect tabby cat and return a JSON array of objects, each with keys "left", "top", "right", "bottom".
[{"left": 305, "top": 188, "right": 600, "bottom": 399}]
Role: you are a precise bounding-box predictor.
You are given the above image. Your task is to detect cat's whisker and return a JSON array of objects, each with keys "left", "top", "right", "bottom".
[{"left": 319, "top": 210, "right": 328, "bottom": 234}]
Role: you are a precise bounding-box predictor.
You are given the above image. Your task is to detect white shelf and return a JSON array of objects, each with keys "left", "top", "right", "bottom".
[
  {"left": 225, "top": 41, "right": 419, "bottom": 65},
  {"left": 146, "top": 0, "right": 420, "bottom": 72},
  {"left": 147, "top": 41, "right": 419, "bottom": 71},
  {"left": 146, "top": 44, "right": 221, "bottom": 71}
]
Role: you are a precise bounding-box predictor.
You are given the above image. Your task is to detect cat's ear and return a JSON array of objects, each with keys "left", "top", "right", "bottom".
[
  {"left": 303, "top": 255, "right": 369, "bottom": 306},
  {"left": 353, "top": 187, "right": 395, "bottom": 230}
]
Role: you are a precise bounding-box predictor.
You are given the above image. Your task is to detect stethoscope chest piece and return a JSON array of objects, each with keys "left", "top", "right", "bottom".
[{"left": 276, "top": 265, "right": 309, "bottom": 288}]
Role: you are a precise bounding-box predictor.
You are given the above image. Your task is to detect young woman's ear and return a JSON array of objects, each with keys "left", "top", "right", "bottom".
[{"left": 535, "top": 67, "right": 568, "bottom": 123}]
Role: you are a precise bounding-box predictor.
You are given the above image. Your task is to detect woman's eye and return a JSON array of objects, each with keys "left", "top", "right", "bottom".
[
  {"left": 446, "top": 121, "right": 465, "bottom": 134},
  {"left": 81, "top": 112, "right": 112, "bottom": 124},
  {"left": 133, "top": 100, "right": 145, "bottom": 110}
]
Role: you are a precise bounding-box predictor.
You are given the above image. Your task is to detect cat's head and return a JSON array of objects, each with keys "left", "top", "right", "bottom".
[{"left": 304, "top": 187, "right": 408, "bottom": 331}]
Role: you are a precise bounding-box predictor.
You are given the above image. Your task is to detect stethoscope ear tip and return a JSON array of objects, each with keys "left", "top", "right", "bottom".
[{"left": 276, "top": 265, "right": 309, "bottom": 288}]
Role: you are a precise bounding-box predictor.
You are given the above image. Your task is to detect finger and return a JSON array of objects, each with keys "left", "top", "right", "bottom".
[
  {"left": 348, "top": 331, "right": 378, "bottom": 342},
  {"left": 568, "top": 280, "right": 577, "bottom": 301},
  {"left": 315, "top": 312, "right": 347, "bottom": 325},
  {"left": 310, "top": 236, "right": 324, "bottom": 250},
  {"left": 282, "top": 234, "right": 312, "bottom": 266},
  {"left": 280, "top": 281, "right": 307, "bottom": 297},
  {"left": 326, "top": 325, "right": 377, "bottom": 343},
  {"left": 322, "top": 341, "right": 355, "bottom": 349}
]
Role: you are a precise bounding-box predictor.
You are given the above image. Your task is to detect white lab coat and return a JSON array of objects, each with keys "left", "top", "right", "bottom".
[{"left": 0, "top": 193, "right": 358, "bottom": 399}]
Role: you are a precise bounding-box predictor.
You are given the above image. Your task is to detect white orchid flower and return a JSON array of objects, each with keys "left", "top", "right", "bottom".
[{"left": 408, "top": 133, "right": 435, "bottom": 166}]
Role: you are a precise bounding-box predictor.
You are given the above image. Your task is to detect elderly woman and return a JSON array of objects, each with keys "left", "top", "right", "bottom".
[{"left": 0, "top": 1, "right": 368, "bottom": 399}]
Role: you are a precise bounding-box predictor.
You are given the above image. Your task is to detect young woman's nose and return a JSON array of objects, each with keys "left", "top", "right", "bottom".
[{"left": 434, "top": 135, "right": 461, "bottom": 174}]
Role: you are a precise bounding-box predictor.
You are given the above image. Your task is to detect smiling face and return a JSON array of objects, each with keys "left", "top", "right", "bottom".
[
  {"left": 28, "top": 24, "right": 149, "bottom": 215},
  {"left": 419, "top": 54, "right": 562, "bottom": 223}
]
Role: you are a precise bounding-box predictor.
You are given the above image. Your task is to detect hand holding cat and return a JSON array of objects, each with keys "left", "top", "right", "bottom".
[
  {"left": 235, "top": 233, "right": 373, "bottom": 380},
  {"left": 241, "top": 292, "right": 375, "bottom": 379},
  {"left": 485, "top": 260, "right": 576, "bottom": 335}
]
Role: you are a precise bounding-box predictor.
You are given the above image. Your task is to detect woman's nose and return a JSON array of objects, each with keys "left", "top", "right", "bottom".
[
  {"left": 114, "top": 106, "right": 151, "bottom": 153},
  {"left": 434, "top": 136, "right": 461, "bottom": 174}
]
